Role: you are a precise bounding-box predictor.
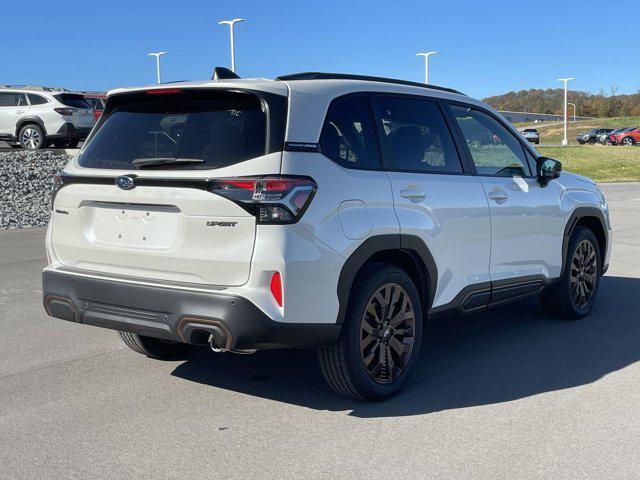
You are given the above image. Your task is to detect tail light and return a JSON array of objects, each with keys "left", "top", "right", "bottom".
[
  {"left": 146, "top": 88, "right": 183, "bottom": 95},
  {"left": 54, "top": 108, "right": 77, "bottom": 116},
  {"left": 211, "top": 176, "right": 317, "bottom": 224},
  {"left": 270, "top": 272, "right": 283, "bottom": 307}
]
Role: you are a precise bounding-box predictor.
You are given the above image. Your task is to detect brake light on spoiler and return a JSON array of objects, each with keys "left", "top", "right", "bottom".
[
  {"left": 211, "top": 176, "right": 317, "bottom": 224},
  {"left": 145, "top": 88, "right": 183, "bottom": 95}
]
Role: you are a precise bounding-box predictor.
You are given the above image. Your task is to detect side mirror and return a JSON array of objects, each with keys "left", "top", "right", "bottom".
[{"left": 537, "top": 157, "right": 562, "bottom": 186}]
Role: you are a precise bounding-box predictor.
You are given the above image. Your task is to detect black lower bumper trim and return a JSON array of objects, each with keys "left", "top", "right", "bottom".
[
  {"left": 42, "top": 270, "right": 341, "bottom": 349},
  {"left": 49, "top": 124, "right": 91, "bottom": 141}
]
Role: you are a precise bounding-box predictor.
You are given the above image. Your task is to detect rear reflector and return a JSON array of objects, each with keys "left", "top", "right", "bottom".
[{"left": 270, "top": 272, "right": 283, "bottom": 307}]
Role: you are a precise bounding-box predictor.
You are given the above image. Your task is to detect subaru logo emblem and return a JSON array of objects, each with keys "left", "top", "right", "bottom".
[{"left": 115, "top": 176, "right": 135, "bottom": 190}]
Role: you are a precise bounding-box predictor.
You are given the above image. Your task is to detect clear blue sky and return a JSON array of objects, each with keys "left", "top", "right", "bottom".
[{"left": 3, "top": 0, "right": 637, "bottom": 99}]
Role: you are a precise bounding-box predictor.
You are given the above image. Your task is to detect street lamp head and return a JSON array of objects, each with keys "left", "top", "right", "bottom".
[
  {"left": 148, "top": 51, "right": 167, "bottom": 57},
  {"left": 416, "top": 51, "right": 438, "bottom": 58},
  {"left": 556, "top": 77, "right": 575, "bottom": 83},
  {"left": 219, "top": 18, "right": 245, "bottom": 26}
]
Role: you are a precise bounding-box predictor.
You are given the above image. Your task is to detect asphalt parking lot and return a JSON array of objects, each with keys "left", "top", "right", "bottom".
[{"left": 1, "top": 183, "right": 639, "bottom": 479}]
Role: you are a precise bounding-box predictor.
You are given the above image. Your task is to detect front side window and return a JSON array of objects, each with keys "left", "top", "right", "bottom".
[
  {"left": 320, "top": 95, "right": 380, "bottom": 169},
  {"left": 451, "top": 105, "right": 531, "bottom": 177},
  {"left": 79, "top": 91, "right": 270, "bottom": 170},
  {"left": 0, "top": 92, "right": 23, "bottom": 107},
  {"left": 375, "top": 97, "right": 462, "bottom": 173}
]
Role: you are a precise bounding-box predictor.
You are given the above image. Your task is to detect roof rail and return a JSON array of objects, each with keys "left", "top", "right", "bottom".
[
  {"left": 0, "top": 85, "right": 70, "bottom": 92},
  {"left": 275, "top": 72, "right": 466, "bottom": 96}
]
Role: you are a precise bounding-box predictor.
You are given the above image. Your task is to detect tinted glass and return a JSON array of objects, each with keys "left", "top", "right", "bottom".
[
  {"left": 54, "top": 93, "right": 92, "bottom": 109},
  {"left": 0, "top": 92, "right": 22, "bottom": 107},
  {"left": 79, "top": 91, "right": 268, "bottom": 170},
  {"left": 451, "top": 105, "right": 531, "bottom": 177},
  {"left": 320, "top": 95, "right": 380, "bottom": 169},
  {"left": 376, "top": 97, "right": 462, "bottom": 173},
  {"left": 28, "top": 94, "right": 48, "bottom": 105}
]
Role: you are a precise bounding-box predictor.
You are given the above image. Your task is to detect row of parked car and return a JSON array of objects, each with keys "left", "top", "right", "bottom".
[
  {"left": 0, "top": 85, "right": 105, "bottom": 149},
  {"left": 576, "top": 127, "right": 640, "bottom": 146}
]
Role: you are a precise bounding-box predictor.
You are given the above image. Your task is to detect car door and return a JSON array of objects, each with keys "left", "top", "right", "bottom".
[
  {"left": 372, "top": 95, "right": 492, "bottom": 309},
  {"left": 448, "top": 103, "right": 565, "bottom": 283},
  {"left": 0, "top": 92, "right": 29, "bottom": 135}
]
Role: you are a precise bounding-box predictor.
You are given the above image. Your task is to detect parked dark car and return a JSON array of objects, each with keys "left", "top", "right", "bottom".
[{"left": 577, "top": 128, "right": 614, "bottom": 144}]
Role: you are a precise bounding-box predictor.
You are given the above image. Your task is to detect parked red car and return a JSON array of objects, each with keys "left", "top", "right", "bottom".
[
  {"left": 80, "top": 92, "right": 106, "bottom": 121},
  {"left": 613, "top": 126, "right": 640, "bottom": 146}
]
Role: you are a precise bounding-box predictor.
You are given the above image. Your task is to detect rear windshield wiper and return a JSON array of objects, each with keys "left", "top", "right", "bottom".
[{"left": 132, "top": 157, "right": 205, "bottom": 168}]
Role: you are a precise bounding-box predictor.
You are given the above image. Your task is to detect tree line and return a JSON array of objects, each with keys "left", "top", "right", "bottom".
[{"left": 483, "top": 88, "right": 640, "bottom": 118}]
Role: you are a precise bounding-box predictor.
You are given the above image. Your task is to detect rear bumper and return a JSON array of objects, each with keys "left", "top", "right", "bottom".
[
  {"left": 47, "top": 124, "right": 92, "bottom": 141},
  {"left": 42, "top": 269, "right": 341, "bottom": 350}
]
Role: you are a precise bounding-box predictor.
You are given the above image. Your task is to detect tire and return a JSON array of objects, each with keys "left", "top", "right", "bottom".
[
  {"left": 318, "top": 263, "right": 423, "bottom": 401},
  {"left": 540, "top": 226, "right": 601, "bottom": 320},
  {"left": 18, "top": 124, "right": 45, "bottom": 150},
  {"left": 117, "top": 331, "right": 192, "bottom": 360},
  {"left": 622, "top": 136, "right": 635, "bottom": 146},
  {"left": 589, "top": 138, "right": 596, "bottom": 144}
]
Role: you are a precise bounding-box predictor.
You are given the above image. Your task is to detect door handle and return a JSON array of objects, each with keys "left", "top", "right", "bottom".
[
  {"left": 15, "top": 109, "right": 25, "bottom": 114},
  {"left": 488, "top": 189, "right": 508, "bottom": 204},
  {"left": 400, "top": 189, "right": 426, "bottom": 202}
]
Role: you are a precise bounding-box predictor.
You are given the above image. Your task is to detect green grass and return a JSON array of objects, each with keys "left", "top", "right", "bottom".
[
  {"left": 527, "top": 117, "right": 640, "bottom": 145},
  {"left": 538, "top": 145, "right": 640, "bottom": 182}
]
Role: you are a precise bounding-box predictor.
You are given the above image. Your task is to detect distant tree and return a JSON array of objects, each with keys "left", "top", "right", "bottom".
[{"left": 483, "top": 88, "right": 640, "bottom": 118}]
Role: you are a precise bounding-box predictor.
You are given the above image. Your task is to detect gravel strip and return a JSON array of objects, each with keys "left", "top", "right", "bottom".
[{"left": 0, "top": 151, "right": 70, "bottom": 229}]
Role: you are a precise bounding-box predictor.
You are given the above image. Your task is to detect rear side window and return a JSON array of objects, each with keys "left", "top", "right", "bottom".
[
  {"left": 79, "top": 90, "right": 270, "bottom": 170},
  {"left": 375, "top": 97, "right": 462, "bottom": 173},
  {"left": 450, "top": 105, "right": 531, "bottom": 177},
  {"left": 28, "top": 94, "right": 48, "bottom": 105},
  {"left": 320, "top": 95, "right": 380, "bottom": 169},
  {"left": 54, "top": 94, "right": 92, "bottom": 109}
]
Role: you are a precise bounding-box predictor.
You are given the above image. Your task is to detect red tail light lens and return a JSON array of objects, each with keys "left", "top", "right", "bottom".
[
  {"left": 54, "top": 108, "right": 77, "bottom": 116},
  {"left": 211, "top": 176, "right": 316, "bottom": 224},
  {"left": 270, "top": 272, "right": 283, "bottom": 307}
]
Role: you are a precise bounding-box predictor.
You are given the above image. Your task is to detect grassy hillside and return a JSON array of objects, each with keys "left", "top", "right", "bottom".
[
  {"left": 538, "top": 145, "right": 640, "bottom": 182},
  {"left": 523, "top": 117, "right": 640, "bottom": 145}
]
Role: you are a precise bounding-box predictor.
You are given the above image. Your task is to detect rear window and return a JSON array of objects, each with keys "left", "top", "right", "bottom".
[
  {"left": 79, "top": 90, "right": 272, "bottom": 170},
  {"left": 523, "top": 129, "right": 538, "bottom": 133},
  {"left": 54, "top": 93, "right": 92, "bottom": 109}
]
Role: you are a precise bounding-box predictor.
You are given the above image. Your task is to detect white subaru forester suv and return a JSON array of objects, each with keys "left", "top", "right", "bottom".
[{"left": 43, "top": 71, "right": 611, "bottom": 401}]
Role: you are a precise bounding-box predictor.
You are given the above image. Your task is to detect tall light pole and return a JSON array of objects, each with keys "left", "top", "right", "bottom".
[
  {"left": 568, "top": 102, "right": 577, "bottom": 123},
  {"left": 557, "top": 77, "right": 574, "bottom": 146},
  {"left": 219, "top": 18, "right": 245, "bottom": 73},
  {"left": 416, "top": 51, "right": 438, "bottom": 84},
  {"left": 148, "top": 52, "right": 167, "bottom": 84}
]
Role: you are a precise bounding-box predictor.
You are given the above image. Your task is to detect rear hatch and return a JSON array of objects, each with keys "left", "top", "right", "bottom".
[
  {"left": 54, "top": 93, "right": 97, "bottom": 128},
  {"left": 51, "top": 87, "right": 287, "bottom": 286}
]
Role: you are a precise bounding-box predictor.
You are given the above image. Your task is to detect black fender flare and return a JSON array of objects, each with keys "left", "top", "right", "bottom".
[
  {"left": 15, "top": 116, "right": 47, "bottom": 138},
  {"left": 561, "top": 206, "right": 608, "bottom": 276},
  {"left": 336, "top": 234, "right": 438, "bottom": 324}
]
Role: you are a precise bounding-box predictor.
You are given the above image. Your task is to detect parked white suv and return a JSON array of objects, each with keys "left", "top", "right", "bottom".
[
  {"left": 43, "top": 71, "right": 611, "bottom": 400},
  {"left": 0, "top": 86, "right": 95, "bottom": 149}
]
